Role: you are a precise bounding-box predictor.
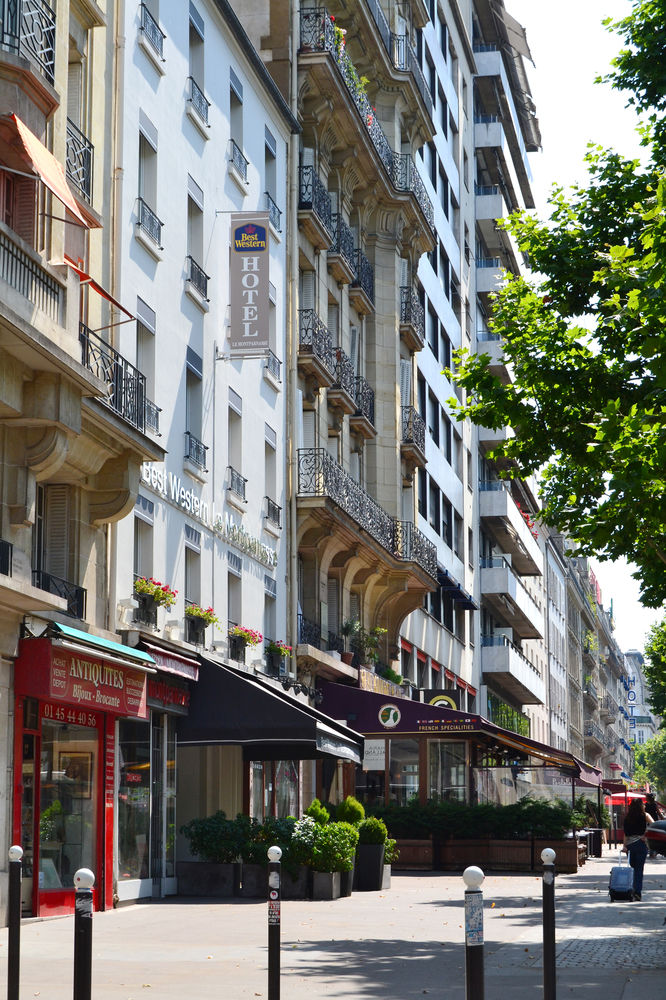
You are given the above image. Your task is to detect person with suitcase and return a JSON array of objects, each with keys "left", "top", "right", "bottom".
[{"left": 622, "top": 797, "right": 653, "bottom": 901}]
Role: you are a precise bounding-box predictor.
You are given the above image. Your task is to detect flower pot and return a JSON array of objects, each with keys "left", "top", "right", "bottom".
[
  {"left": 281, "top": 865, "right": 311, "bottom": 900},
  {"left": 186, "top": 616, "right": 207, "bottom": 645},
  {"left": 311, "top": 871, "right": 341, "bottom": 901},
  {"left": 356, "top": 843, "right": 385, "bottom": 891},
  {"left": 135, "top": 592, "right": 158, "bottom": 628},
  {"left": 239, "top": 863, "right": 268, "bottom": 898},
  {"left": 340, "top": 857, "right": 355, "bottom": 897},
  {"left": 266, "top": 652, "right": 286, "bottom": 678},
  {"left": 229, "top": 635, "right": 247, "bottom": 662},
  {"left": 176, "top": 861, "right": 240, "bottom": 897},
  {"left": 341, "top": 651, "right": 354, "bottom": 666}
]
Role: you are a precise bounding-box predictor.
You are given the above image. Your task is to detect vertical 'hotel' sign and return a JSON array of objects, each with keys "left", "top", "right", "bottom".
[{"left": 229, "top": 212, "right": 270, "bottom": 356}]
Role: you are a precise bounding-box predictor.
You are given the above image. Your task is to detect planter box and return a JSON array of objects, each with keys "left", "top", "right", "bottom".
[
  {"left": 239, "top": 863, "right": 268, "bottom": 898},
  {"left": 176, "top": 861, "right": 240, "bottom": 897},
  {"left": 393, "top": 839, "right": 433, "bottom": 870},
  {"left": 312, "top": 871, "right": 341, "bottom": 900},
  {"left": 434, "top": 838, "right": 579, "bottom": 874},
  {"left": 356, "top": 843, "right": 385, "bottom": 891},
  {"left": 281, "top": 865, "right": 311, "bottom": 900},
  {"left": 340, "top": 861, "right": 355, "bottom": 897}
]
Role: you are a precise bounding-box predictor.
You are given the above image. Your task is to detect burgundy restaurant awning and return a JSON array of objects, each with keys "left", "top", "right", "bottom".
[{"left": 320, "top": 682, "right": 601, "bottom": 783}]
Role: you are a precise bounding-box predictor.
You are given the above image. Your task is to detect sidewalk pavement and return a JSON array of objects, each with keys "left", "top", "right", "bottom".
[{"left": 1, "top": 847, "right": 664, "bottom": 999}]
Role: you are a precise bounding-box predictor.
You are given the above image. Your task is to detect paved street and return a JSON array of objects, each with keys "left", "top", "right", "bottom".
[{"left": 1, "top": 849, "right": 664, "bottom": 999}]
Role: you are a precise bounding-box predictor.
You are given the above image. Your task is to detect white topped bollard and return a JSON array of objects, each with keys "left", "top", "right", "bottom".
[
  {"left": 7, "top": 845, "right": 23, "bottom": 1000},
  {"left": 541, "top": 848, "right": 557, "bottom": 1000},
  {"left": 462, "top": 866, "right": 485, "bottom": 1000},
  {"left": 73, "top": 868, "right": 95, "bottom": 1000},
  {"left": 267, "top": 846, "right": 282, "bottom": 1000}
]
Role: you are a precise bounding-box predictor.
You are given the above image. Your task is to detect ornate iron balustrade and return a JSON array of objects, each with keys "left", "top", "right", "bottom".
[
  {"left": 365, "top": 0, "right": 391, "bottom": 54},
  {"left": 140, "top": 3, "right": 165, "bottom": 58},
  {"left": 79, "top": 324, "right": 146, "bottom": 431},
  {"left": 298, "top": 309, "right": 335, "bottom": 376},
  {"left": 229, "top": 139, "right": 248, "bottom": 181},
  {"left": 0, "top": 0, "right": 55, "bottom": 83},
  {"left": 584, "top": 680, "right": 598, "bottom": 702},
  {"left": 394, "top": 520, "right": 438, "bottom": 579},
  {"left": 298, "top": 613, "right": 321, "bottom": 648},
  {"left": 391, "top": 34, "right": 432, "bottom": 108},
  {"left": 298, "top": 165, "right": 334, "bottom": 240},
  {"left": 137, "top": 197, "right": 163, "bottom": 247},
  {"left": 188, "top": 76, "right": 210, "bottom": 125},
  {"left": 393, "top": 152, "right": 435, "bottom": 232},
  {"left": 352, "top": 248, "right": 374, "bottom": 304},
  {"left": 145, "top": 398, "right": 160, "bottom": 435},
  {"left": 185, "top": 431, "right": 208, "bottom": 470},
  {"left": 0, "top": 537, "right": 12, "bottom": 576},
  {"left": 32, "top": 570, "right": 86, "bottom": 618},
  {"left": 0, "top": 229, "right": 60, "bottom": 320},
  {"left": 265, "top": 496, "right": 282, "bottom": 528},
  {"left": 265, "top": 350, "right": 281, "bottom": 381},
  {"left": 328, "top": 631, "right": 344, "bottom": 654},
  {"left": 265, "top": 191, "right": 282, "bottom": 232},
  {"left": 66, "top": 118, "right": 93, "bottom": 203},
  {"left": 400, "top": 286, "right": 425, "bottom": 340},
  {"left": 330, "top": 213, "right": 355, "bottom": 271},
  {"left": 333, "top": 348, "right": 355, "bottom": 397},
  {"left": 401, "top": 405, "right": 426, "bottom": 453},
  {"left": 584, "top": 720, "right": 604, "bottom": 744},
  {"left": 603, "top": 693, "right": 618, "bottom": 717},
  {"left": 228, "top": 466, "right": 247, "bottom": 501},
  {"left": 186, "top": 255, "right": 209, "bottom": 300},
  {"left": 353, "top": 375, "right": 375, "bottom": 425}
]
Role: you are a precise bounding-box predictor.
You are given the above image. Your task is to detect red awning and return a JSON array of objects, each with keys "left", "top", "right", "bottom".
[
  {"left": 0, "top": 114, "right": 91, "bottom": 226},
  {"left": 64, "top": 258, "right": 134, "bottom": 318}
]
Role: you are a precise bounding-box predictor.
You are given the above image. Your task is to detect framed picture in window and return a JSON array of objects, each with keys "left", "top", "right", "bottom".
[{"left": 59, "top": 752, "right": 93, "bottom": 799}]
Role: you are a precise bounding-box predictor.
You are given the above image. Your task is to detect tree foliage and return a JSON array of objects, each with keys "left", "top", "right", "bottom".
[
  {"left": 643, "top": 617, "right": 666, "bottom": 718},
  {"left": 449, "top": 5, "right": 666, "bottom": 607},
  {"left": 632, "top": 730, "right": 666, "bottom": 799}
]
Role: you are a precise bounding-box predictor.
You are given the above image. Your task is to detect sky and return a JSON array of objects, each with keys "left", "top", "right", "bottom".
[{"left": 505, "top": 1, "right": 662, "bottom": 653}]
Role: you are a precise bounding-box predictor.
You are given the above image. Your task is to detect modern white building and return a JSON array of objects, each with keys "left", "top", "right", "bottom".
[{"left": 625, "top": 649, "right": 659, "bottom": 750}]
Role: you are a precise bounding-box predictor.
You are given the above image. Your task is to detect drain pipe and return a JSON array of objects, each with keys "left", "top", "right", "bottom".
[{"left": 288, "top": 0, "right": 300, "bottom": 660}]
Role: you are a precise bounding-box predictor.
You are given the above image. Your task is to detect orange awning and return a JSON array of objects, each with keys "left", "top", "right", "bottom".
[
  {"left": 64, "top": 257, "right": 134, "bottom": 318},
  {"left": 1, "top": 113, "right": 90, "bottom": 227}
]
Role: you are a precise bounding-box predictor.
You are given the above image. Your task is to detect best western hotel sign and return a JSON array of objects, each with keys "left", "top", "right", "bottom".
[{"left": 230, "top": 213, "right": 270, "bottom": 357}]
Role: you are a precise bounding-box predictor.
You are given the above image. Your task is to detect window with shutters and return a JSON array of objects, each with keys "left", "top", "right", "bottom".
[
  {"left": 300, "top": 270, "right": 315, "bottom": 312},
  {"left": 184, "top": 546, "right": 200, "bottom": 608},
  {"left": 399, "top": 358, "right": 412, "bottom": 406},
  {"left": 0, "top": 169, "right": 36, "bottom": 246},
  {"left": 33, "top": 485, "right": 71, "bottom": 580},
  {"left": 133, "top": 517, "right": 153, "bottom": 580},
  {"left": 327, "top": 578, "right": 339, "bottom": 639}
]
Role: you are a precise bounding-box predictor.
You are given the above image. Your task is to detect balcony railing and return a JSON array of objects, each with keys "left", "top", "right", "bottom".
[
  {"left": 188, "top": 76, "right": 210, "bottom": 125},
  {"left": 475, "top": 183, "right": 499, "bottom": 196},
  {"left": 391, "top": 34, "right": 432, "bottom": 108},
  {"left": 32, "top": 570, "right": 86, "bottom": 618},
  {"left": 353, "top": 375, "right": 375, "bottom": 426},
  {"left": 584, "top": 679, "right": 599, "bottom": 702},
  {"left": 229, "top": 139, "right": 248, "bottom": 182},
  {"left": 481, "top": 633, "right": 541, "bottom": 676},
  {"left": 298, "top": 309, "right": 335, "bottom": 376},
  {"left": 79, "top": 324, "right": 146, "bottom": 431},
  {"left": 332, "top": 348, "right": 355, "bottom": 398},
  {"left": 186, "top": 255, "right": 209, "bottom": 300},
  {"left": 603, "top": 693, "right": 619, "bottom": 717},
  {"left": 0, "top": 228, "right": 60, "bottom": 321},
  {"left": 584, "top": 720, "right": 605, "bottom": 744},
  {"left": 400, "top": 286, "right": 425, "bottom": 340},
  {"left": 365, "top": 0, "right": 391, "bottom": 54},
  {"left": 185, "top": 431, "right": 208, "bottom": 470},
  {"left": 265, "top": 496, "right": 282, "bottom": 529},
  {"left": 140, "top": 3, "right": 165, "bottom": 58},
  {"left": 297, "top": 448, "right": 437, "bottom": 579},
  {"left": 228, "top": 466, "right": 247, "bottom": 502},
  {"left": 145, "top": 398, "right": 160, "bottom": 435},
  {"left": 0, "top": 538, "right": 12, "bottom": 576},
  {"left": 352, "top": 248, "right": 375, "bottom": 304},
  {"left": 330, "top": 214, "right": 355, "bottom": 272},
  {"left": 298, "top": 165, "right": 334, "bottom": 240},
  {"left": 1, "top": 0, "right": 55, "bottom": 83},
  {"left": 265, "top": 191, "right": 282, "bottom": 232},
  {"left": 66, "top": 119, "right": 93, "bottom": 203},
  {"left": 477, "top": 256, "right": 501, "bottom": 268},
  {"left": 401, "top": 405, "right": 426, "bottom": 453},
  {"left": 393, "top": 152, "right": 435, "bottom": 232},
  {"left": 137, "top": 197, "right": 163, "bottom": 248},
  {"left": 265, "top": 350, "right": 281, "bottom": 381},
  {"left": 298, "top": 613, "right": 321, "bottom": 648}
]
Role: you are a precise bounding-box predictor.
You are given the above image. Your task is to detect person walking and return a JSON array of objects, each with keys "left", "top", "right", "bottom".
[{"left": 623, "top": 798, "right": 653, "bottom": 901}]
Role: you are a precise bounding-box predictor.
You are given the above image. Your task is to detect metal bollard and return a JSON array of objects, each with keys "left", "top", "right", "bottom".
[
  {"left": 73, "top": 868, "right": 95, "bottom": 1000},
  {"left": 541, "top": 848, "right": 556, "bottom": 1000},
  {"left": 462, "top": 866, "right": 485, "bottom": 1000},
  {"left": 7, "top": 845, "right": 23, "bottom": 1000},
  {"left": 267, "top": 846, "right": 282, "bottom": 1000}
]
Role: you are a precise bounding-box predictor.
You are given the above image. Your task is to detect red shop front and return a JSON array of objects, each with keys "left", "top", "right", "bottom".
[{"left": 13, "top": 629, "right": 154, "bottom": 917}]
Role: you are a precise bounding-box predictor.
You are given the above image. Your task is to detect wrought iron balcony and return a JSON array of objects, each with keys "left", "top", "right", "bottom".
[
  {"left": 351, "top": 248, "right": 375, "bottom": 304},
  {"left": 332, "top": 348, "right": 355, "bottom": 398},
  {"left": 66, "top": 119, "right": 93, "bottom": 203},
  {"left": 584, "top": 720, "right": 605, "bottom": 745},
  {"left": 188, "top": 76, "right": 210, "bottom": 125},
  {"left": 602, "top": 692, "right": 619, "bottom": 719},
  {"left": 298, "top": 309, "right": 335, "bottom": 379},
  {"left": 400, "top": 286, "right": 425, "bottom": 345},
  {"left": 79, "top": 324, "right": 147, "bottom": 432},
  {"left": 365, "top": 0, "right": 391, "bottom": 54},
  {"left": 140, "top": 3, "right": 165, "bottom": 58},
  {"left": 583, "top": 679, "right": 598, "bottom": 702},
  {"left": 401, "top": 405, "right": 426, "bottom": 453},
  {"left": 329, "top": 214, "right": 355, "bottom": 273},
  {"left": 137, "top": 197, "right": 164, "bottom": 248},
  {"left": 265, "top": 191, "right": 282, "bottom": 232},
  {"left": 297, "top": 448, "right": 437, "bottom": 580},
  {"left": 353, "top": 375, "right": 375, "bottom": 426},
  {"left": 186, "top": 255, "right": 209, "bottom": 300},
  {"left": 185, "top": 431, "right": 208, "bottom": 470},
  {"left": 393, "top": 152, "right": 435, "bottom": 232},
  {"left": 265, "top": 496, "right": 282, "bottom": 529},
  {"left": 228, "top": 465, "right": 247, "bottom": 502},
  {"left": 298, "top": 165, "right": 334, "bottom": 241},
  {"left": 0, "top": 229, "right": 61, "bottom": 321},
  {"left": 229, "top": 139, "right": 248, "bottom": 182},
  {"left": 0, "top": 538, "right": 12, "bottom": 577},
  {"left": 391, "top": 34, "right": 432, "bottom": 108},
  {"left": 298, "top": 613, "right": 322, "bottom": 648},
  {"left": 1, "top": 0, "right": 55, "bottom": 83},
  {"left": 265, "top": 350, "right": 281, "bottom": 381},
  {"left": 145, "top": 398, "right": 161, "bottom": 435},
  {"left": 32, "top": 570, "right": 86, "bottom": 618}
]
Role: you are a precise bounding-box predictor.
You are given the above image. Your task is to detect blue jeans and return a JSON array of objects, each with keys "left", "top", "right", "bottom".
[{"left": 627, "top": 839, "right": 648, "bottom": 895}]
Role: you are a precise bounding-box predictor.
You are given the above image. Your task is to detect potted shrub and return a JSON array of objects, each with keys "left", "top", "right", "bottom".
[
  {"left": 228, "top": 624, "right": 263, "bottom": 662},
  {"left": 310, "top": 822, "right": 358, "bottom": 900},
  {"left": 340, "top": 620, "right": 387, "bottom": 667},
  {"left": 336, "top": 797, "right": 365, "bottom": 896},
  {"left": 305, "top": 797, "right": 330, "bottom": 825},
  {"left": 185, "top": 604, "right": 218, "bottom": 645},
  {"left": 383, "top": 838, "right": 399, "bottom": 889},
  {"left": 178, "top": 811, "right": 242, "bottom": 896},
  {"left": 133, "top": 577, "right": 177, "bottom": 626},
  {"left": 265, "top": 639, "right": 292, "bottom": 677},
  {"left": 356, "top": 816, "right": 387, "bottom": 891}
]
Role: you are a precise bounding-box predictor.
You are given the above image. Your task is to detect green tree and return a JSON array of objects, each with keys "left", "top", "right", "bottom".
[
  {"left": 449, "top": 5, "right": 666, "bottom": 607},
  {"left": 643, "top": 618, "right": 666, "bottom": 718},
  {"left": 633, "top": 730, "right": 666, "bottom": 799}
]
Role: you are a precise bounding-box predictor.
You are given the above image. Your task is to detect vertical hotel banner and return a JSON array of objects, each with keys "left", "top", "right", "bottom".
[{"left": 229, "top": 212, "right": 270, "bottom": 356}]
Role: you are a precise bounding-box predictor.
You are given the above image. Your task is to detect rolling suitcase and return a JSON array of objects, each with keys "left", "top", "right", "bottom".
[{"left": 608, "top": 852, "right": 634, "bottom": 901}]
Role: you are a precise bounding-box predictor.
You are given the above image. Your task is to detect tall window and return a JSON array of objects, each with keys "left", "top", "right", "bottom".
[
  {"left": 138, "top": 130, "right": 158, "bottom": 209},
  {"left": 189, "top": 8, "right": 204, "bottom": 88},
  {"left": 184, "top": 545, "right": 200, "bottom": 608},
  {"left": 230, "top": 70, "right": 243, "bottom": 148}
]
